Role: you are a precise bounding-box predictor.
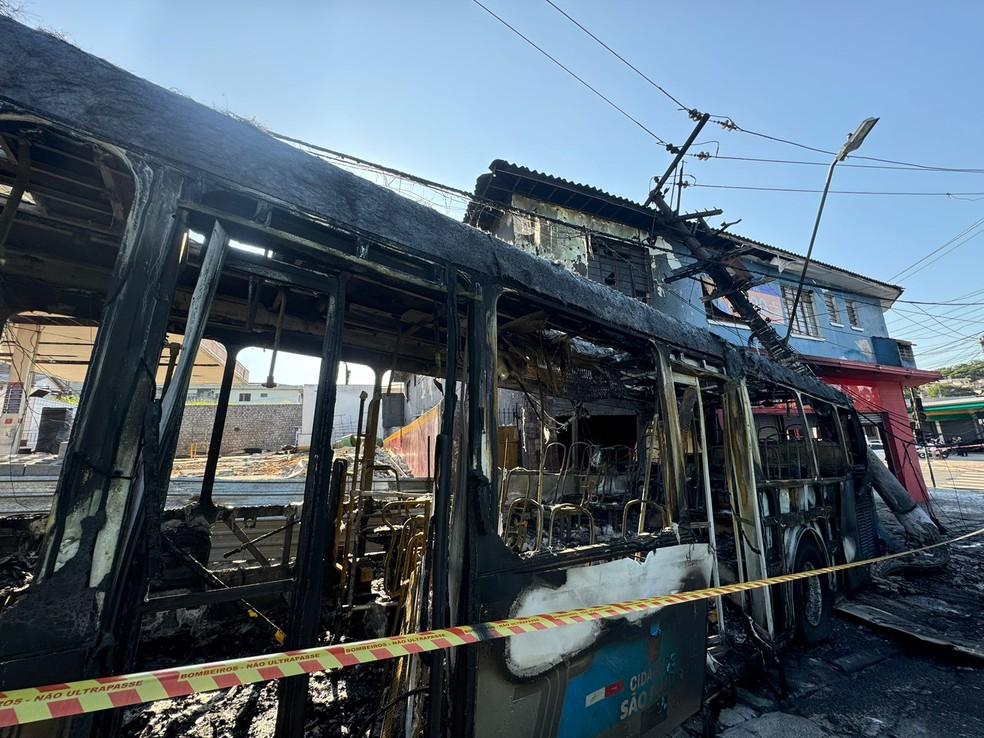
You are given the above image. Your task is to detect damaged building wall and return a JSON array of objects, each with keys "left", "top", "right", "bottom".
[{"left": 497, "top": 191, "right": 894, "bottom": 364}]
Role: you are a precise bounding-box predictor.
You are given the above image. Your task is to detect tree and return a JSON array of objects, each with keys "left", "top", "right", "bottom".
[
  {"left": 924, "top": 382, "right": 977, "bottom": 398},
  {"left": 939, "top": 360, "right": 984, "bottom": 382}
]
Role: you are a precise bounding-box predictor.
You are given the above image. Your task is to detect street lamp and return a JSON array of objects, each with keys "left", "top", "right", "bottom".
[{"left": 783, "top": 117, "right": 879, "bottom": 343}]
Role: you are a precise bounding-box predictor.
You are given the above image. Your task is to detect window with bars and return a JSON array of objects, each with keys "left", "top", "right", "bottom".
[
  {"left": 587, "top": 235, "right": 651, "bottom": 303},
  {"left": 898, "top": 342, "right": 915, "bottom": 363},
  {"left": 845, "top": 300, "right": 862, "bottom": 329},
  {"left": 781, "top": 286, "right": 821, "bottom": 337},
  {"left": 823, "top": 293, "right": 843, "bottom": 325}
]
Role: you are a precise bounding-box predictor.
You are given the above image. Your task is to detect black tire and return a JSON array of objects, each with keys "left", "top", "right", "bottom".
[{"left": 792, "top": 536, "right": 833, "bottom": 645}]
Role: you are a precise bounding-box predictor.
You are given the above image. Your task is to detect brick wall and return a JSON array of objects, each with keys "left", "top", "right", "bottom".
[{"left": 175, "top": 404, "right": 302, "bottom": 457}]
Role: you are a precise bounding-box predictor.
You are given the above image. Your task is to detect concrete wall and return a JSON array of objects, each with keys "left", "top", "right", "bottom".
[
  {"left": 174, "top": 403, "right": 302, "bottom": 457},
  {"left": 297, "top": 384, "right": 405, "bottom": 448}
]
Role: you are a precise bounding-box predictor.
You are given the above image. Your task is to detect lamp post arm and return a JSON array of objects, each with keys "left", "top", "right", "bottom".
[{"left": 783, "top": 157, "right": 838, "bottom": 343}]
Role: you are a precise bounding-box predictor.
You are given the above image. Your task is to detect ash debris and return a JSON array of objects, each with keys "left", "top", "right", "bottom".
[{"left": 121, "top": 666, "right": 388, "bottom": 738}]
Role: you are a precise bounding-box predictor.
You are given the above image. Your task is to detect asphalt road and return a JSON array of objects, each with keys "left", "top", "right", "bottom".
[{"left": 920, "top": 454, "right": 984, "bottom": 493}]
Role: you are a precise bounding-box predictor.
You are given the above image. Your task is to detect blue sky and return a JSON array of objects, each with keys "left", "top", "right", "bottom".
[{"left": 15, "top": 0, "right": 984, "bottom": 375}]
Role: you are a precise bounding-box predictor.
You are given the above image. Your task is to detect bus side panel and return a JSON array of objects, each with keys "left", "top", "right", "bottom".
[{"left": 472, "top": 603, "right": 707, "bottom": 737}]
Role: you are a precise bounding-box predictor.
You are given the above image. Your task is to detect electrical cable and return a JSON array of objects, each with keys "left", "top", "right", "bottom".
[
  {"left": 686, "top": 152, "right": 984, "bottom": 175},
  {"left": 887, "top": 214, "right": 984, "bottom": 282},
  {"left": 471, "top": 0, "right": 669, "bottom": 146},
  {"left": 541, "top": 0, "right": 690, "bottom": 112},
  {"left": 537, "top": 1, "right": 984, "bottom": 175},
  {"left": 687, "top": 183, "right": 984, "bottom": 197}
]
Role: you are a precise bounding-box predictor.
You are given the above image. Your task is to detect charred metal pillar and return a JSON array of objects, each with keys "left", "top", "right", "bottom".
[
  {"left": 199, "top": 343, "right": 242, "bottom": 516},
  {"left": 275, "top": 276, "right": 346, "bottom": 738},
  {"left": 0, "top": 162, "right": 185, "bottom": 733},
  {"left": 425, "top": 276, "right": 459, "bottom": 738},
  {"left": 446, "top": 280, "right": 498, "bottom": 737},
  {"left": 158, "top": 221, "right": 228, "bottom": 473}
]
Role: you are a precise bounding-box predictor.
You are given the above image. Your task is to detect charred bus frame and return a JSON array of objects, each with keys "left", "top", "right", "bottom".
[{"left": 0, "top": 17, "right": 877, "bottom": 738}]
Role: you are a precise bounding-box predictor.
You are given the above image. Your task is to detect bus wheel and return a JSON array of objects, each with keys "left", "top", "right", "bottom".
[{"left": 793, "top": 537, "right": 832, "bottom": 645}]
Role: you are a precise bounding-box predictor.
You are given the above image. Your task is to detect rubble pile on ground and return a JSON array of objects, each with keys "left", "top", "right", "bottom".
[
  {"left": 169, "top": 453, "right": 307, "bottom": 479},
  {"left": 169, "top": 447, "right": 413, "bottom": 482},
  {"left": 331, "top": 445, "right": 413, "bottom": 479},
  {"left": 122, "top": 648, "right": 386, "bottom": 738},
  {"left": 0, "top": 550, "right": 36, "bottom": 610}
]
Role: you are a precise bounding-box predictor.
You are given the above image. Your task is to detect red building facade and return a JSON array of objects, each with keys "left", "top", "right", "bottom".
[{"left": 810, "top": 356, "right": 941, "bottom": 503}]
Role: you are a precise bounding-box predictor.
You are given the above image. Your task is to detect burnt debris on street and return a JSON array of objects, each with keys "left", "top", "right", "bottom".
[{"left": 1, "top": 9, "right": 983, "bottom": 738}]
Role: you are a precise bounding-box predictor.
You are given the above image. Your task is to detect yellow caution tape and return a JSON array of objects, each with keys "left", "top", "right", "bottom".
[{"left": 0, "top": 526, "right": 980, "bottom": 727}]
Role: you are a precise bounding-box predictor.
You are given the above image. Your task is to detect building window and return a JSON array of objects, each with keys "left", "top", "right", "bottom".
[
  {"left": 587, "top": 236, "right": 651, "bottom": 303},
  {"left": 845, "top": 299, "right": 862, "bottom": 329},
  {"left": 238, "top": 392, "right": 251, "bottom": 402},
  {"left": 898, "top": 342, "right": 915, "bottom": 363},
  {"left": 260, "top": 392, "right": 268, "bottom": 398},
  {"left": 823, "top": 293, "right": 842, "bottom": 325},
  {"left": 781, "top": 286, "right": 821, "bottom": 337}
]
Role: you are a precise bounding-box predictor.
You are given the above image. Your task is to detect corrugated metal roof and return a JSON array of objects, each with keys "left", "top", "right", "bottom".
[{"left": 471, "top": 160, "right": 902, "bottom": 296}]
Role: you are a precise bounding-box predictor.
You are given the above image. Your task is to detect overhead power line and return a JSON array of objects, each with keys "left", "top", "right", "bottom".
[
  {"left": 688, "top": 183, "right": 984, "bottom": 197},
  {"left": 538, "top": 0, "right": 984, "bottom": 174},
  {"left": 471, "top": 0, "right": 668, "bottom": 146},
  {"left": 688, "top": 152, "right": 984, "bottom": 175},
  {"left": 541, "top": 0, "right": 690, "bottom": 111},
  {"left": 887, "top": 214, "right": 984, "bottom": 282}
]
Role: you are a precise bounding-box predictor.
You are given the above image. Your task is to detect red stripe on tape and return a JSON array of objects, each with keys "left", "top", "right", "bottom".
[
  {"left": 108, "top": 689, "right": 142, "bottom": 708},
  {"left": 159, "top": 678, "right": 194, "bottom": 699},
  {"left": 48, "top": 698, "right": 83, "bottom": 719},
  {"left": 214, "top": 674, "right": 243, "bottom": 689}
]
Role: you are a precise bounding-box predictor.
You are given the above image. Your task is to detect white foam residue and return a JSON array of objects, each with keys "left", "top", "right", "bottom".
[{"left": 505, "top": 543, "right": 712, "bottom": 677}]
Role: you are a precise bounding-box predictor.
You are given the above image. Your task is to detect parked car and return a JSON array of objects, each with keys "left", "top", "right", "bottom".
[
  {"left": 917, "top": 443, "right": 949, "bottom": 459},
  {"left": 867, "top": 441, "right": 887, "bottom": 462}
]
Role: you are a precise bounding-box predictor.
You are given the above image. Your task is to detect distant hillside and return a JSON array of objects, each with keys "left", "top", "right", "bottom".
[
  {"left": 924, "top": 360, "right": 984, "bottom": 398},
  {"left": 939, "top": 360, "right": 984, "bottom": 382}
]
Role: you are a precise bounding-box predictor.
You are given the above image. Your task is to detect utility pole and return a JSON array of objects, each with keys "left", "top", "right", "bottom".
[
  {"left": 645, "top": 114, "right": 943, "bottom": 545},
  {"left": 908, "top": 387, "right": 936, "bottom": 488},
  {"left": 645, "top": 115, "right": 809, "bottom": 374}
]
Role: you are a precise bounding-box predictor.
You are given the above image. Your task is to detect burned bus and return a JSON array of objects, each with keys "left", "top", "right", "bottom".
[{"left": 0, "top": 17, "right": 877, "bottom": 738}]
